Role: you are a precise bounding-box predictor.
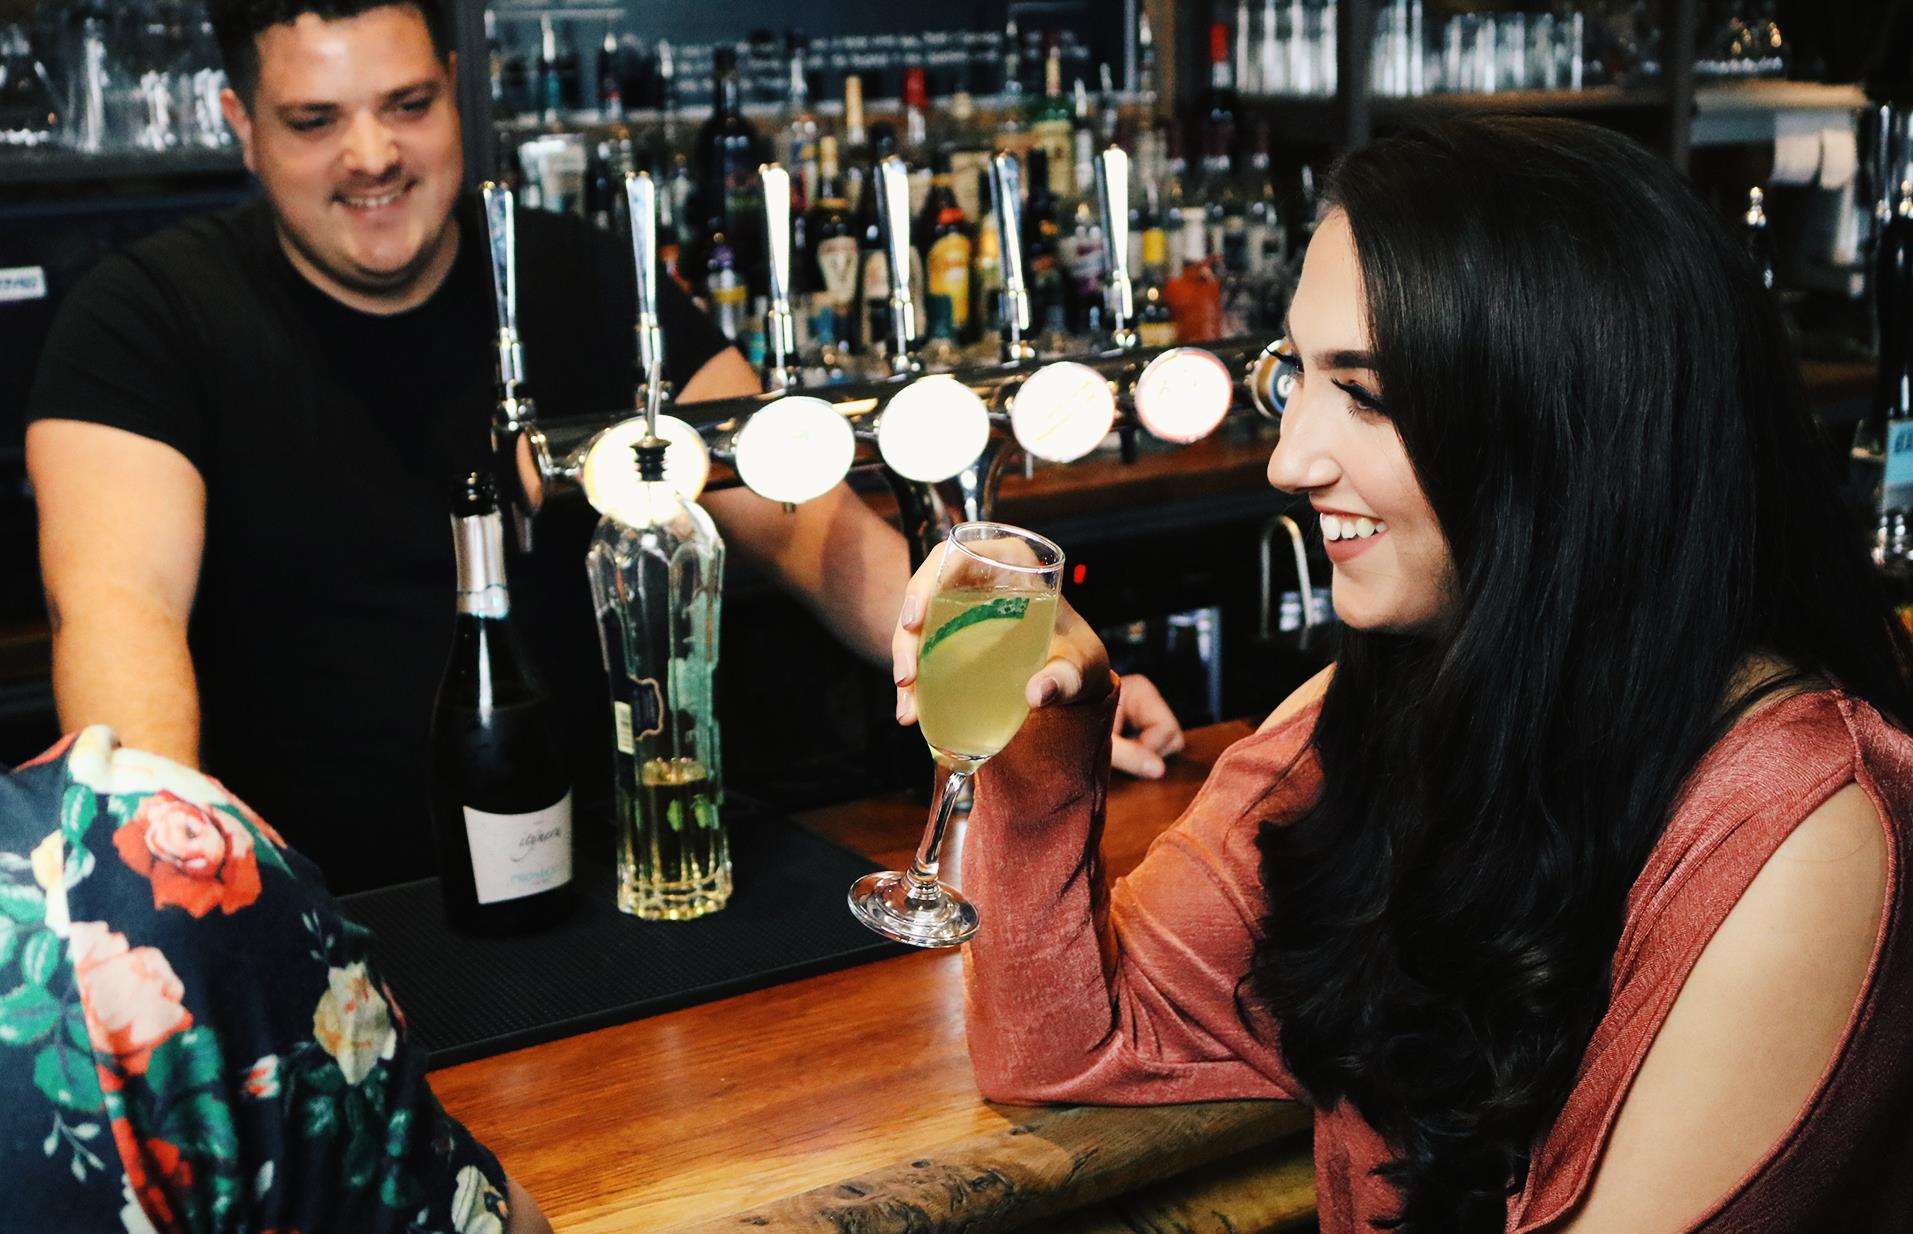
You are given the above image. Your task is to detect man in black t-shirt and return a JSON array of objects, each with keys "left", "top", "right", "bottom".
[{"left": 24, "top": 0, "right": 1185, "bottom": 894}]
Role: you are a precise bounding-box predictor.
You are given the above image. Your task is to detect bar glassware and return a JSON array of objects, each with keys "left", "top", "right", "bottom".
[{"left": 850, "top": 522, "right": 1064, "bottom": 948}]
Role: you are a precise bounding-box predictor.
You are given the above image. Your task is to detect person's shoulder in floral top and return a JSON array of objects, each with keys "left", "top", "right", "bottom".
[{"left": 0, "top": 727, "right": 551, "bottom": 1234}]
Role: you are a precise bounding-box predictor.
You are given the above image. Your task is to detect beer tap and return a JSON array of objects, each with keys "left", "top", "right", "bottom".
[
  {"left": 989, "top": 152, "right": 1036, "bottom": 364},
  {"left": 759, "top": 163, "right": 800, "bottom": 392},
  {"left": 1095, "top": 146, "right": 1138, "bottom": 353},
  {"left": 874, "top": 155, "right": 922, "bottom": 375},
  {"left": 481, "top": 182, "right": 537, "bottom": 552},
  {"left": 625, "top": 171, "right": 668, "bottom": 435}
]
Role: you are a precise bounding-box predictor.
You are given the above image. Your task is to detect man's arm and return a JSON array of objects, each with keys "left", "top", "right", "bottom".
[
  {"left": 679, "top": 348, "right": 910, "bottom": 666},
  {"left": 27, "top": 420, "right": 206, "bottom": 765}
]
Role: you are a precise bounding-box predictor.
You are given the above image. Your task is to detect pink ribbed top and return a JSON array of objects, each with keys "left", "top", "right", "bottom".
[{"left": 962, "top": 687, "right": 1913, "bottom": 1231}]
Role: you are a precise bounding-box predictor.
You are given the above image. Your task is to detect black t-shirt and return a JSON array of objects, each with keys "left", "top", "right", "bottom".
[{"left": 27, "top": 195, "right": 731, "bottom": 892}]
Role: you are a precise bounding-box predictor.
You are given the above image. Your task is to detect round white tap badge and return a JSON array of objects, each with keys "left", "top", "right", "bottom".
[
  {"left": 583, "top": 415, "right": 713, "bottom": 520},
  {"left": 1010, "top": 362, "right": 1118, "bottom": 463},
  {"left": 877, "top": 376, "right": 992, "bottom": 483},
  {"left": 1134, "top": 347, "right": 1234, "bottom": 444},
  {"left": 733, "top": 395, "right": 857, "bottom": 505}
]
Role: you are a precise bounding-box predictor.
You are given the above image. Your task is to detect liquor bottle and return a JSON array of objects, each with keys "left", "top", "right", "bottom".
[
  {"left": 804, "top": 309, "right": 854, "bottom": 386},
  {"left": 972, "top": 167, "right": 1005, "bottom": 345},
  {"left": 693, "top": 47, "right": 763, "bottom": 305},
  {"left": 586, "top": 441, "right": 731, "bottom": 921},
  {"left": 852, "top": 126, "right": 925, "bottom": 363},
  {"left": 999, "top": 16, "right": 1026, "bottom": 113},
  {"left": 1743, "top": 186, "right": 1777, "bottom": 292},
  {"left": 536, "top": 16, "right": 564, "bottom": 122},
  {"left": 1025, "top": 149, "right": 1069, "bottom": 343},
  {"left": 851, "top": 145, "right": 889, "bottom": 357},
  {"left": 1875, "top": 179, "right": 1913, "bottom": 563},
  {"left": 902, "top": 66, "right": 930, "bottom": 160},
  {"left": 430, "top": 472, "right": 575, "bottom": 936},
  {"left": 921, "top": 291, "right": 963, "bottom": 372},
  {"left": 922, "top": 157, "right": 976, "bottom": 340},
  {"left": 1136, "top": 280, "right": 1178, "bottom": 347},
  {"left": 1029, "top": 41, "right": 1074, "bottom": 198},
  {"left": 1199, "top": 21, "right": 1239, "bottom": 189},
  {"left": 806, "top": 136, "right": 858, "bottom": 345},
  {"left": 1137, "top": 9, "right": 1160, "bottom": 106},
  {"left": 1071, "top": 79, "right": 1098, "bottom": 202},
  {"left": 783, "top": 33, "right": 821, "bottom": 207},
  {"left": 842, "top": 74, "right": 868, "bottom": 168},
  {"left": 597, "top": 28, "right": 623, "bottom": 120},
  {"left": 1164, "top": 206, "right": 1223, "bottom": 342},
  {"left": 1063, "top": 199, "right": 1107, "bottom": 335}
]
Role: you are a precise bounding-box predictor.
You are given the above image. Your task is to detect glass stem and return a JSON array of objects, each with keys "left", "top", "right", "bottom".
[{"left": 908, "top": 766, "right": 974, "bottom": 905}]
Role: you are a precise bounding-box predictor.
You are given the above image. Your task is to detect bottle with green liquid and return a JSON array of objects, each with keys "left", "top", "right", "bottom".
[{"left": 587, "top": 169, "right": 730, "bottom": 920}]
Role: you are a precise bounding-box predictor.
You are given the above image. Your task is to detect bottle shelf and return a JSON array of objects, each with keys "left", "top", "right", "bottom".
[{"left": 0, "top": 146, "right": 246, "bottom": 188}]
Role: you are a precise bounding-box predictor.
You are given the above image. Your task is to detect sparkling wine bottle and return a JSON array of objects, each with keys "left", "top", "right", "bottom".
[{"left": 429, "top": 472, "right": 575, "bottom": 935}]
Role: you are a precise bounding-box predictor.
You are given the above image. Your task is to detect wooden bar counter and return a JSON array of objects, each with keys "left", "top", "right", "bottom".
[{"left": 430, "top": 721, "right": 1318, "bottom": 1234}]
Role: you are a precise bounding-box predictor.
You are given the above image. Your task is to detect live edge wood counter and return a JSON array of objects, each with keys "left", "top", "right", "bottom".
[{"left": 430, "top": 722, "right": 1317, "bottom": 1234}]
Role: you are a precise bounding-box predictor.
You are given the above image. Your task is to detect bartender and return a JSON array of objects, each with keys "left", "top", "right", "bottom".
[{"left": 24, "top": 0, "right": 1183, "bottom": 892}]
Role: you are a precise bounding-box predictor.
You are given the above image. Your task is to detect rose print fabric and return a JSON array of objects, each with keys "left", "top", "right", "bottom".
[{"left": 0, "top": 728, "right": 514, "bottom": 1234}]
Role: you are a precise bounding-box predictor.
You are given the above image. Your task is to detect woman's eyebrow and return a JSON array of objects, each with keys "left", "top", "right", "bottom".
[{"left": 1284, "top": 321, "right": 1376, "bottom": 372}]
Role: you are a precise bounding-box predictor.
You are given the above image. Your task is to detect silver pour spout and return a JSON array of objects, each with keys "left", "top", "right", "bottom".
[
  {"left": 760, "top": 163, "right": 799, "bottom": 391},
  {"left": 481, "top": 182, "right": 536, "bottom": 552},
  {"left": 624, "top": 171, "right": 667, "bottom": 436},
  {"left": 1095, "top": 146, "right": 1137, "bottom": 351},
  {"left": 989, "top": 152, "right": 1034, "bottom": 363},
  {"left": 874, "top": 155, "right": 921, "bottom": 374}
]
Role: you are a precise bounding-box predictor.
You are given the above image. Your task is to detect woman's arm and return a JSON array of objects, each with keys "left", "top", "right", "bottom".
[{"left": 890, "top": 544, "right": 1329, "bottom": 1107}]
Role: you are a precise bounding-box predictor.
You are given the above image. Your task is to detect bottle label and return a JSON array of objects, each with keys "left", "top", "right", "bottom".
[
  {"left": 816, "top": 236, "right": 859, "bottom": 306},
  {"left": 1138, "top": 319, "right": 1179, "bottom": 348},
  {"left": 928, "top": 233, "right": 974, "bottom": 331},
  {"left": 612, "top": 677, "right": 665, "bottom": 754},
  {"left": 1887, "top": 420, "right": 1913, "bottom": 512},
  {"left": 464, "top": 792, "right": 573, "bottom": 905},
  {"left": 1141, "top": 228, "right": 1167, "bottom": 268}
]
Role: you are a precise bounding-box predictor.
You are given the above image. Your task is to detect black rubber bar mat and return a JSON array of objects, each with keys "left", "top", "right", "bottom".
[{"left": 339, "top": 807, "right": 909, "bottom": 1068}]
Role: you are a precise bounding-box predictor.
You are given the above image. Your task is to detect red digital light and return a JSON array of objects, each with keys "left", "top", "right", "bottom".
[{"left": 1072, "top": 563, "right": 1088, "bottom": 586}]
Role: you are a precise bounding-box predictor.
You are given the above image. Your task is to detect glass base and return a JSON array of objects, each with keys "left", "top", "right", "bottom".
[
  {"left": 848, "top": 870, "right": 978, "bottom": 948},
  {"left": 617, "top": 862, "right": 733, "bottom": 921}
]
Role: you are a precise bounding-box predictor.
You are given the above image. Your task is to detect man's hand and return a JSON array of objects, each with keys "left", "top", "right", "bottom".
[{"left": 1110, "top": 673, "right": 1186, "bottom": 780}]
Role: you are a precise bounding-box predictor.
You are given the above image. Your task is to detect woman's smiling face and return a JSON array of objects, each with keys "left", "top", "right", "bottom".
[{"left": 1266, "top": 210, "right": 1456, "bottom": 635}]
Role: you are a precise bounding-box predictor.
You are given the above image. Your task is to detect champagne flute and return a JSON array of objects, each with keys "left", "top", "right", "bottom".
[{"left": 850, "top": 522, "right": 1064, "bottom": 948}]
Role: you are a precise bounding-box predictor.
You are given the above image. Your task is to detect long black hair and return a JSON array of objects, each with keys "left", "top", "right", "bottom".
[{"left": 1248, "top": 116, "right": 1913, "bottom": 1230}]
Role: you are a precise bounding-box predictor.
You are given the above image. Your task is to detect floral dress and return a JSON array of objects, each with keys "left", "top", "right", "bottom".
[{"left": 0, "top": 728, "right": 514, "bottom": 1234}]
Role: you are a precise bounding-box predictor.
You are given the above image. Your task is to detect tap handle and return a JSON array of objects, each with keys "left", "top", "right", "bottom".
[
  {"left": 624, "top": 173, "right": 664, "bottom": 373},
  {"left": 760, "top": 163, "right": 799, "bottom": 387},
  {"left": 624, "top": 171, "right": 667, "bottom": 429},
  {"left": 762, "top": 163, "right": 793, "bottom": 307},
  {"left": 481, "top": 182, "right": 525, "bottom": 388},
  {"left": 875, "top": 155, "right": 918, "bottom": 367},
  {"left": 989, "top": 152, "right": 1032, "bottom": 347},
  {"left": 1094, "top": 146, "right": 1135, "bottom": 343}
]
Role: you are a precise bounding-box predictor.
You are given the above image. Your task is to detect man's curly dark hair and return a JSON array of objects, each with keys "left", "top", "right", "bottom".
[{"left": 210, "top": 0, "right": 450, "bottom": 104}]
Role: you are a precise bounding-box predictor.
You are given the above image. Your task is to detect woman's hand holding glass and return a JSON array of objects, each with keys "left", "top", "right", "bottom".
[{"left": 891, "top": 544, "right": 1113, "bottom": 729}]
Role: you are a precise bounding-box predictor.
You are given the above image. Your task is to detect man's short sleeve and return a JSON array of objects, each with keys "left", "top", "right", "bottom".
[{"left": 26, "top": 251, "right": 209, "bottom": 472}]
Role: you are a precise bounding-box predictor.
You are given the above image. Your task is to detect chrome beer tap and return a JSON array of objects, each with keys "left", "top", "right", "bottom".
[
  {"left": 874, "top": 155, "right": 922, "bottom": 375},
  {"left": 759, "top": 163, "right": 800, "bottom": 392},
  {"left": 624, "top": 170, "right": 669, "bottom": 434},
  {"left": 989, "top": 152, "right": 1036, "bottom": 364},
  {"left": 1095, "top": 146, "right": 1138, "bottom": 353},
  {"left": 481, "top": 182, "right": 538, "bottom": 552}
]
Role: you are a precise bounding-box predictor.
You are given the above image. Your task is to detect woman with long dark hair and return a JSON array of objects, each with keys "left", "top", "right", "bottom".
[{"left": 890, "top": 117, "right": 1913, "bottom": 1231}]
